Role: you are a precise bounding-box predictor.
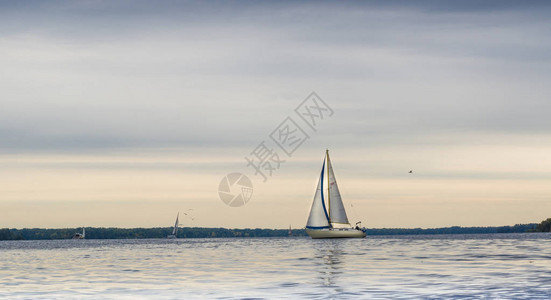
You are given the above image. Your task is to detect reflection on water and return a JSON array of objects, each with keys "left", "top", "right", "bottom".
[
  {"left": 1, "top": 233, "right": 551, "bottom": 299},
  {"left": 314, "top": 240, "right": 343, "bottom": 287}
]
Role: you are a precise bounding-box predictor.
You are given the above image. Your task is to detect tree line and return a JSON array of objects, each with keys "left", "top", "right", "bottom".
[
  {"left": 0, "top": 227, "right": 304, "bottom": 240},
  {"left": 0, "top": 222, "right": 547, "bottom": 240},
  {"left": 364, "top": 223, "right": 537, "bottom": 235},
  {"left": 529, "top": 218, "right": 551, "bottom": 232}
]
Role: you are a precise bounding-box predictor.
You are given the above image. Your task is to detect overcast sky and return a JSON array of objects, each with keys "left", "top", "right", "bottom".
[{"left": 1, "top": 1, "right": 551, "bottom": 229}]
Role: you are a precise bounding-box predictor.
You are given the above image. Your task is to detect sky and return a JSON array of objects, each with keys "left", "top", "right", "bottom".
[{"left": 1, "top": 0, "right": 551, "bottom": 229}]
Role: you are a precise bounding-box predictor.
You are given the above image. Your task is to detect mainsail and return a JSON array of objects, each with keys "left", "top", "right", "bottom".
[
  {"left": 172, "top": 213, "right": 179, "bottom": 235},
  {"left": 327, "top": 154, "right": 350, "bottom": 225},
  {"left": 306, "top": 159, "right": 330, "bottom": 229}
]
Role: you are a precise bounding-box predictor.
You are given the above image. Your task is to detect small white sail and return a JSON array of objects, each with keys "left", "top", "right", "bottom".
[
  {"left": 306, "top": 159, "right": 331, "bottom": 229},
  {"left": 327, "top": 155, "right": 350, "bottom": 225},
  {"left": 172, "top": 213, "right": 179, "bottom": 235}
]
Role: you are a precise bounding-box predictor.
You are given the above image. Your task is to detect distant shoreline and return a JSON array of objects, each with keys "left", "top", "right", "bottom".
[{"left": 0, "top": 223, "right": 542, "bottom": 240}]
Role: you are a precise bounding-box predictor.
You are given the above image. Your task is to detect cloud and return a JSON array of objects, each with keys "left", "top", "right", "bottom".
[{"left": 0, "top": 0, "right": 550, "bottom": 154}]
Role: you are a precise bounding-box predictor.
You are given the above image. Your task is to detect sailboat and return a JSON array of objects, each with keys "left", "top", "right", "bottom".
[
  {"left": 305, "top": 150, "right": 366, "bottom": 239},
  {"left": 167, "top": 212, "right": 179, "bottom": 239},
  {"left": 72, "top": 228, "right": 85, "bottom": 239}
]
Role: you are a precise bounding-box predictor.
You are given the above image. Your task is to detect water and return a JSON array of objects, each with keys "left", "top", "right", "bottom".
[{"left": 1, "top": 233, "right": 551, "bottom": 299}]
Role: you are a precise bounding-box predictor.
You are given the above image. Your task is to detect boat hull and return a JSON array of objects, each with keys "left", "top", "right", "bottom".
[{"left": 306, "top": 228, "right": 366, "bottom": 239}]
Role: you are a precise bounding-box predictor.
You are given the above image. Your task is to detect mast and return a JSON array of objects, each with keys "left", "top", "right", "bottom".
[{"left": 326, "top": 149, "right": 331, "bottom": 224}]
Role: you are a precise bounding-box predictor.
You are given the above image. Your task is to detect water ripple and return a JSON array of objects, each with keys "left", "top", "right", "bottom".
[{"left": 1, "top": 234, "right": 551, "bottom": 298}]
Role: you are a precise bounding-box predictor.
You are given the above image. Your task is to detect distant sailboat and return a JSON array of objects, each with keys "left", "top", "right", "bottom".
[
  {"left": 305, "top": 150, "right": 366, "bottom": 239},
  {"left": 288, "top": 225, "right": 292, "bottom": 237},
  {"left": 72, "top": 228, "right": 85, "bottom": 239},
  {"left": 167, "top": 212, "right": 179, "bottom": 239}
]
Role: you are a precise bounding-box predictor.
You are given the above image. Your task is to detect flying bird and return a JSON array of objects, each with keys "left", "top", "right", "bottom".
[{"left": 409, "top": 170, "right": 413, "bottom": 174}]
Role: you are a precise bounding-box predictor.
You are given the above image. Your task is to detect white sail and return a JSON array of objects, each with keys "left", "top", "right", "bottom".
[
  {"left": 306, "top": 159, "right": 330, "bottom": 229},
  {"left": 327, "top": 155, "right": 350, "bottom": 225},
  {"left": 172, "top": 213, "right": 179, "bottom": 235}
]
